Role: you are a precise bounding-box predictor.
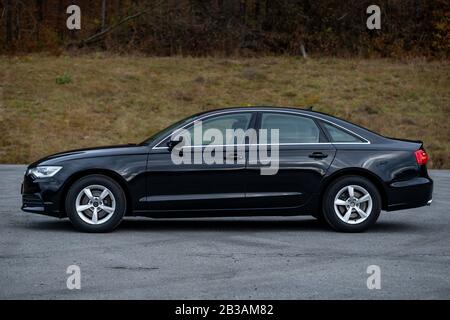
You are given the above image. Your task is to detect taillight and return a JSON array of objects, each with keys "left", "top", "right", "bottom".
[{"left": 414, "top": 149, "right": 429, "bottom": 166}]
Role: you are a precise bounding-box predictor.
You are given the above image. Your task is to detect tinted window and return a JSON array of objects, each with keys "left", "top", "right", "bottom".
[
  {"left": 323, "top": 122, "right": 364, "bottom": 142},
  {"left": 186, "top": 113, "right": 253, "bottom": 146},
  {"left": 260, "top": 113, "right": 320, "bottom": 144}
]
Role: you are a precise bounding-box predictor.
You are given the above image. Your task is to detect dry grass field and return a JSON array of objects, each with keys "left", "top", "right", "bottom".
[{"left": 1, "top": 54, "right": 449, "bottom": 167}]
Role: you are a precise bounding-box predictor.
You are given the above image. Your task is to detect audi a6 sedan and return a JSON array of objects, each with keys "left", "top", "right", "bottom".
[{"left": 21, "top": 107, "right": 433, "bottom": 232}]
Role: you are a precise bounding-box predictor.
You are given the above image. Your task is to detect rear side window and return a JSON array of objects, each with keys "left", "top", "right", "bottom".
[
  {"left": 322, "top": 122, "right": 364, "bottom": 143},
  {"left": 260, "top": 113, "right": 320, "bottom": 144}
]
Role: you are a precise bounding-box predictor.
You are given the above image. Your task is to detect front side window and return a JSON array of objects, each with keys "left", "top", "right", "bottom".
[
  {"left": 322, "top": 122, "right": 364, "bottom": 143},
  {"left": 260, "top": 113, "right": 320, "bottom": 144},
  {"left": 185, "top": 113, "right": 253, "bottom": 146}
]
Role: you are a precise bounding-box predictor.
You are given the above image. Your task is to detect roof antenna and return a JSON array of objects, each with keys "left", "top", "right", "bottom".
[{"left": 306, "top": 106, "right": 314, "bottom": 111}]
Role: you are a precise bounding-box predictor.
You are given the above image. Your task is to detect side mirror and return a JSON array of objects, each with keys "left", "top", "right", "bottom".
[{"left": 167, "top": 136, "right": 184, "bottom": 151}]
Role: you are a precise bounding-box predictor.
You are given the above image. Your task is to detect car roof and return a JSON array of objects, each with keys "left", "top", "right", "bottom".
[
  {"left": 195, "top": 106, "right": 312, "bottom": 115},
  {"left": 191, "top": 106, "right": 384, "bottom": 143},
  {"left": 193, "top": 105, "right": 358, "bottom": 119}
]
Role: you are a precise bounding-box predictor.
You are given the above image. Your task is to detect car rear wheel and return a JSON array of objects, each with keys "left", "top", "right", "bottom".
[
  {"left": 322, "top": 176, "right": 381, "bottom": 232},
  {"left": 65, "top": 175, "right": 126, "bottom": 232}
]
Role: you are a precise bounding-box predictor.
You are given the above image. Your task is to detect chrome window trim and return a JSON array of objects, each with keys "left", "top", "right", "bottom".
[
  {"left": 152, "top": 142, "right": 367, "bottom": 150},
  {"left": 152, "top": 109, "right": 370, "bottom": 149}
]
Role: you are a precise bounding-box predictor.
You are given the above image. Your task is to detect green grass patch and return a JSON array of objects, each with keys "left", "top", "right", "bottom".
[{"left": 0, "top": 55, "right": 449, "bottom": 168}]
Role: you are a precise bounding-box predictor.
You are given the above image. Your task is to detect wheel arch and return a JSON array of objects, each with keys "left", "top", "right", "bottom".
[
  {"left": 320, "top": 168, "right": 388, "bottom": 211},
  {"left": 59, "top": 169, "right": 133, "bottom": 217}
]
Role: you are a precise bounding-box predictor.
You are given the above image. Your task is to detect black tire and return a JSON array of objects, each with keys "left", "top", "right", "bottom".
[
  {"left": 65, "top": 175, "right": 126, "bottom": 233},
  {"left": 322, "top": 176, "right": 381, "bottom": 232}
]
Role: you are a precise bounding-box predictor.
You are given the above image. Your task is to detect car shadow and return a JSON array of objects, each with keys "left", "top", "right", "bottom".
[
  {"left": 119, "top": 218, "right": 328, "bottom": 232},
  {"left": 23, "top": 216, "right": 420, "bottom": 233}
]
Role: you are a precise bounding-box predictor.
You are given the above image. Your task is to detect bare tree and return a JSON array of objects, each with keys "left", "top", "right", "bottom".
[
  {"left": 5, "top": 0, "right": 14, "bottom": 45},
  {"left": 101, "top": 0, "right": 107, "bottom": 30},
  {"left": 35, "top": 0, "right": 44, "bottom": 42}
]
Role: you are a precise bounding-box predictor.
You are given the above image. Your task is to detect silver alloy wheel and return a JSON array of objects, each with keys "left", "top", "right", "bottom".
[
  {"left": 75, "top": 184, "right": 116, "bottom": 225},
  {"left": 333, "top": 185, "right": 373, "bottom": 225}
]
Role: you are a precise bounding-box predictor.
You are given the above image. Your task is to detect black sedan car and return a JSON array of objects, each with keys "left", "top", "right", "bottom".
[{"left": 21, "top": 107, "right": 433, "bottom": 232}]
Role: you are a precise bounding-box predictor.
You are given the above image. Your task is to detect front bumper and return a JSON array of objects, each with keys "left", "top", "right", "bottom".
[
  {"left": 386, "top": 176, "right": 433, "bottom": 211},
  {"left": 22, "top": 192, "right": 45, "bottom": 212},
  {"left": 21, "top": 174, "right": 64, "bottom": 218}
]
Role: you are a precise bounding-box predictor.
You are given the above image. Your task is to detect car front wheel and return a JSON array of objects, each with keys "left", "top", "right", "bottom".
[
  {"left": 65, "top": 175, "right": 126, "bottom": 232},
  {"left": 322, "top": 176, "right": 381, "bottom": 232}
]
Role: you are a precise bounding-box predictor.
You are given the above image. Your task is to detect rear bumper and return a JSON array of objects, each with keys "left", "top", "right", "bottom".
[{"left": 386, "top": 176, "right": 433, "bottom": 211}]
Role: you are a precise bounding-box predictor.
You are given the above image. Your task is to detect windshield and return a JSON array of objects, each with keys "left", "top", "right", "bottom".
[{"left": 140, "top": 114, "right": 198, "bottom": 146}]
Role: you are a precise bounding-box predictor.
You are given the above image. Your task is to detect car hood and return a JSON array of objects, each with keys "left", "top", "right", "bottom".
[{"left": 29, "top": 144, "right": 149, "bottom": 167}]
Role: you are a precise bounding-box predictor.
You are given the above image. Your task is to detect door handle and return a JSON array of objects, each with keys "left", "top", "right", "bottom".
[
  {"left": 224, "top": 153, "right": 243, "bottom": 160},
  {"left": 308, "top": 152, "right": 328, "bottom": 159}
]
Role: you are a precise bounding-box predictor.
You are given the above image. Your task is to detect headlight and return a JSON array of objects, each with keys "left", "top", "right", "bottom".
[{"left": 28, "top": 166, "right": 62, "bottom": 178}]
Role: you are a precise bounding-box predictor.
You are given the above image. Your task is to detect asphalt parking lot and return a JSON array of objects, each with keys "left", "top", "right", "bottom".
[{"left": 0, "top": 165, "right": 449, "bottom": 299}]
